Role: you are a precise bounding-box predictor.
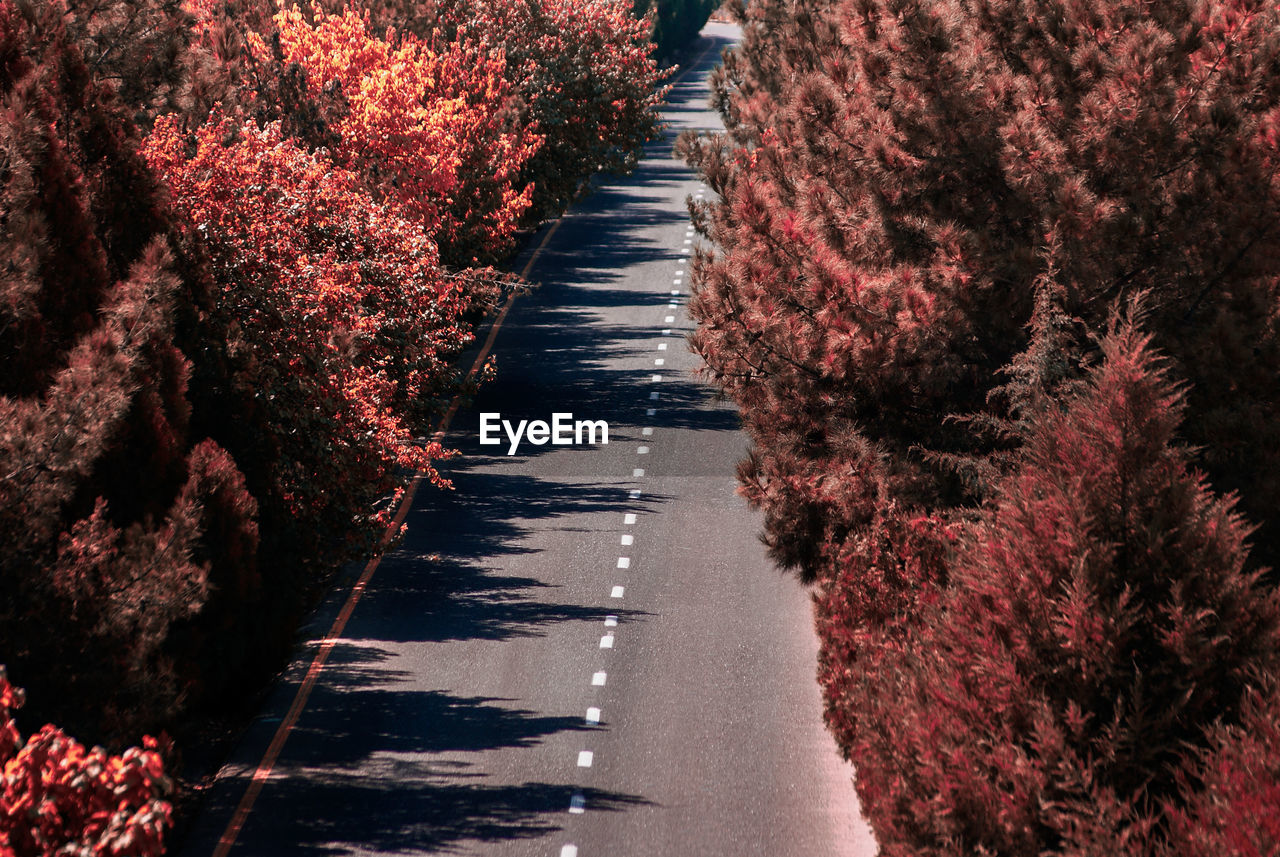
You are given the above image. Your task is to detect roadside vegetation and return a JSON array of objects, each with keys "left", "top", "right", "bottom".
[
  {"left": 0, "top": 0, "right": 714, "bottom": 851},
  {"left": 681, "top": 0, "right": 1280, "bottom": 852}
]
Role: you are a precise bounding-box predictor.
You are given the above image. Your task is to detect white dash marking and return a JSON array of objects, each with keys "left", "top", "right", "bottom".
[
  {"left": 604, "top": 615, "right": 618, "bottom": 627},
  {"left": 683, "top": 238, "right": 693, "bottom": 244},
  {"left": 628, "top": 489, "right": 641, "bottom": 499},
  {"left": 586, "top": 707, "right": 602, "bottom": 724},
  {"left": 610, "top": 586, "right": 624, "bottom": 598},
  {"left": 593, "top": 671, "right": 608, "bottom": 685},
  {"left": 569, "top": 793, "right": 586, "bottom": 814},
  {"left": 662, "top": 329, "right": 671, "bottom": 335},
  {"left": 676, "top": 269, "right": 685, "bottom": 275},
  {"left": 671, "top": 290, "right": 681, "bottom": 295},
  {"left": 578, "top": 750, "right": 594, "bottom": 767},
  {"left": 624, "top": 513, "right": 637, "bottom": 524},
  {"left": 599, "top": 634, "right": 614, "bottom": 649},
  {"left": 652, "top": 375, "right": 663, "bottom": 382},
  {"left": 632, "top": 468, "right": 645, "bottom": 477},
  {"left": 617, "top": 557, "right": 630, "bottom": 568},
  {"left": 658, "top": 343, "right": 668, "bottom": 350},
  {"left": 664, "top": 316, "right": 675, "bottom": 323},
  {"left": 650, "top": 391, "right": 660, "bottom": 400},
  {"left": 668, "top": 302, "right": 678, "bottom": 308},
  {"left": 621, "top": 534, "right": 633, "bottom": 546},
  {"left": 646, "top": 408, "right": 656, "bottom": 416},
  {"left": 642, "top": 427, "right": 653, "bottom": 436},
  {"left": 638, "top": 446, "right": 650, "bottom": 454},
  {"left": 562, "top": 845, "right": 579, "bottom": 857}
]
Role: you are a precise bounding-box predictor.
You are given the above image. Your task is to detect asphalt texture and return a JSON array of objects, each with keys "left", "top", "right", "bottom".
[{"left": 180, "top": 21, "right": 878, "bottom": 857}]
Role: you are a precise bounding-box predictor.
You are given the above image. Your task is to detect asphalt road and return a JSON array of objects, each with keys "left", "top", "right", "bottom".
[{"left": 181, "top": 21, "right": 878, "bottom": 857}]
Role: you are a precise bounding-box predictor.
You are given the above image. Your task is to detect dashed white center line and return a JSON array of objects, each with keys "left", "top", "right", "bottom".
[
  {"left": 569, "top": 794, "right": 586, "bottom": 814},
  {"left": 650, "top": 391, "right": 660, "bottom": 400},
  {"left": 658, "top": 343, "right": 668, "bottom": 350},
  {"left": 624, "top": 513, "right": 637, "bottom": 525},
  {"left": 642, "top": 427, "right": 653, "bottom": 436},
  {"left": 578, "top": 750, "right": 594, "bottom": 767},
  {"left": 662, "top": 328, "right": 671, "bottom": 335},
  {"left": 562, "top": 844, "right": 579, "bottom": 856},
  {"left": 610, "top": 586, "right": 624, "bottom": 598},
  {"left": 664, "top": 315, "right": 675, "bottom": 323},
  {"left": 629, "top": 488, "right": 642, "bottom": 498},
  {"left": 599, "top": 634, "right": 614, "bottom": 649},
  {"left": 632, "top": 468, "right": 645, "bottom": 477},
  {"left": 652, "top": 374, "right": 663, "bottom": 382},
  {"left": 586, "top": 707, "right": 602, "bottom": 724},
  {"left": 593, "top": 671, "right": 608, "bottom": 685},
  {"left": 637, "top": 446, "right": 650, "bottom": 454},
  {"left": 671, "top": 289, "right": 681, "bottom": 295},
  {"left": 620, "top": 534, "right": 633, "bottom": 546},
  {"left": 655, "top": 358, "right": 664, "bottom": 366},
  {"left": 617, "top": 557, "right": 630, "bottom": 568},
  {"left": 604, "top": 615, "right": 618, "bottom": 627}
]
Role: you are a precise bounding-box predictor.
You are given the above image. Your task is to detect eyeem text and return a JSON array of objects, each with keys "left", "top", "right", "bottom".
[{"left": 480, "top": 412, "right": 609, "bottom": 456}]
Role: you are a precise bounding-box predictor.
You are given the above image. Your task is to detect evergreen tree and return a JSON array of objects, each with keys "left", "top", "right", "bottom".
[
  {"left": 0, "top": 0, "right": 258, "bottom": 741},
  {"left": 831, "top": 317, "right": 1280, "bottom": 855},
  {"left": 681, "top": 0, "right": 1280, "bottom": 583}
]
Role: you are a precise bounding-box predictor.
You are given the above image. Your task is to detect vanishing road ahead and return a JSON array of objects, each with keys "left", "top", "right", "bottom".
[{"left": 182, "top": 21, "right": 877, "bottom": 857}]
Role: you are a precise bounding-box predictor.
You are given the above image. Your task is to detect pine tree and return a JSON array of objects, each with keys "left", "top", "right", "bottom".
[
  {"left": 0, "top": 0, "right": 257, "bottom": 740},
  {"left": 833, "top": 315, "right": 1280, "bottom": 856},
  {"left": 681, "top": 0, "right": 1280, "bottom": 582}
]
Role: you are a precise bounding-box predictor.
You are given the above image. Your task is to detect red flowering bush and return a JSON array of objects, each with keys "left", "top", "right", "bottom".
[
  {"left": 0, "top": 669, "right": 172, "bottom": 857},
  {"left": 260, "top": 3, "right": 540, "bottom": 265},
  {"left": 142, "top": 114, "right": 474, "bottom": 562},
  {"left": 373, "top": 0, "right": 669, "bottom": 224}
]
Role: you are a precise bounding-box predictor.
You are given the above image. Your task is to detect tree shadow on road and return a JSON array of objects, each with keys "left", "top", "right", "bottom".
[{"left": 241, "top": 763, "right": 651, "bottom": 856}]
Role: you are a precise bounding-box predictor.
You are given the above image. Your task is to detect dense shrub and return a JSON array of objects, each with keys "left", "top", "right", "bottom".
[
  {"left": 0, "top": 669, "right": 172, "bottom": 857},
  {"left": 263, "top": 3, "right": 541, "bottom": 266},
  {"left": 373, "top": 0, "right": 669, "bottom": 224},
  {"left": 141, "top": 114, "right": 473, "bottom": 575}
]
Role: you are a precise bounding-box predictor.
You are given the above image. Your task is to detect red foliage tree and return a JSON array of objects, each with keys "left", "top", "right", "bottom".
[
  {"left": 142, "top": 113, "right": 476, "bottom": 568},
  {"left": 829, "top": 316, "right": 1280, "bottom": 856},
  {"left": 0, "top": 668, "right": 172, "bottom": 857},
  {"left": 1165, "top": 684, "right": 1280, "bottom": 857},
  {"left": 374, "top": 0, "right": 669, "bottom": 224},
  {"left": 0, "top": 0, "right": 258, "bottom": 739},
  {"left": 681, "top": 0, "right": 1280, "bottom": 583},
  {"left": 260, "top": 3, "right": 540, "bottom": 265}
]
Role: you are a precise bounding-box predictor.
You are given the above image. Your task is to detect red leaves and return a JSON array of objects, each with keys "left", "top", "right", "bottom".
[
  {"left": 686, "top": 0, "right": 1280, "bottom": 850},
  {"left": 0, "top": 669, "right": 171, "bottom": 857},
  {"left": 143, "top": 114, "right": 469, "bottom": 551},
  {"left": 411, "top": 0, "right": 668, "bottom": 223},
  {"left": 261, "top": 3, "right": 539, "bottom": 265}
]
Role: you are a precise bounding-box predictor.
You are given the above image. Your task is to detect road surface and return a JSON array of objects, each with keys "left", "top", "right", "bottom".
[{"left": 181, "top": 21, "right": 878, "bottom": 857}]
